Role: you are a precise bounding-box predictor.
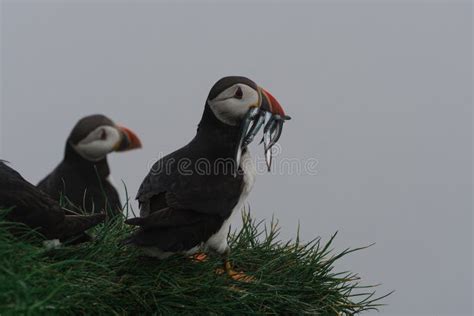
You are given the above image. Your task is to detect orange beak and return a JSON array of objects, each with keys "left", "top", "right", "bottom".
[
  {"left": 116, "top": 125, "right": 142, "bottom": 151},
  {"left": 260, "top": 87, "right": 288, "bottom": 118}
]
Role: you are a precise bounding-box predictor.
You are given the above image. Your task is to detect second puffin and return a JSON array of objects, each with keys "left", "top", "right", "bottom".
[{"left": 38, "top": 114, "right": 142, "bottom": 216}]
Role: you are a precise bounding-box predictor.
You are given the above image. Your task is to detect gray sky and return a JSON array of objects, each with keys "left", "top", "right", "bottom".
[{"left": 1, "top": 1, "right": 472, "bottom": 315}]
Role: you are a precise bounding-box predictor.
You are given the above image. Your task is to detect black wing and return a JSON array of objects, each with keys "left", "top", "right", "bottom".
[
  {"left": 125, "top": 142, "right": 243, "bottom": 251},
  {"left": 0, "top": 161, "right": 104, "bottom": 241},
  {"left": 136, "top": 144, "right": 243, "bottom": 218}
]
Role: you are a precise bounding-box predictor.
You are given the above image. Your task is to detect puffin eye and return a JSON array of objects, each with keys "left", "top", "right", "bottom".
[
  {"left": 100, "top": 129, "right": 107, "bottom": 140},
  {"left": 234, "top": 86, "right": 243, "bottom": 99}
]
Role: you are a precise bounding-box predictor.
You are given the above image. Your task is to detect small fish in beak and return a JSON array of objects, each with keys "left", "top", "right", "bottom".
[
  {"left": 234, "top": 86, "right": 290, "bottom": 172},
  {"left": 234, "top": 107, "right": 260, "bottom": 173}
]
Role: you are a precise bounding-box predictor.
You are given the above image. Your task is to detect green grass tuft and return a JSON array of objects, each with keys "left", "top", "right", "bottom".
[{"left": 0, "top": 209, "right": 390, "bottom": 315}]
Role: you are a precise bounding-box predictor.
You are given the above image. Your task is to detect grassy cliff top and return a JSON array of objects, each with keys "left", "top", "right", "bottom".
[{"left": 0, "top": 210, "right": 389, "bottom": 315}]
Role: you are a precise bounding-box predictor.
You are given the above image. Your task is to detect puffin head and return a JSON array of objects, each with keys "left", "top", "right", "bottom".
[
  {"left": 207, "top": 76, "right": 287, "bottom": 126},
  {"left": 68, "top": 114, "right": 142, "bottom": 161},
  {"left": 207, "top": 76, "right": 290, "bottom": 170}
]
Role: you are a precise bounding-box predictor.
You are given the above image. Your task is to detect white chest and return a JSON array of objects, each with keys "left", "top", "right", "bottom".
[
  {"left": 205, "top": 150, "right": 256, "bottom": 253},
  {"left": 236, "top": 150, "right": 257, "bottom": 205}
]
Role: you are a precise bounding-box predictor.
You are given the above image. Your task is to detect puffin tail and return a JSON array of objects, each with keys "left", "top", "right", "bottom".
[
  {"left": 124, "top": 217, "right": 144, "bottom": 226},
  {"left": 119, "top": 236, "right": 133, "bottom": 246},
  {"left": 59, "top": 213, "right": 105, "bottom": 240}
]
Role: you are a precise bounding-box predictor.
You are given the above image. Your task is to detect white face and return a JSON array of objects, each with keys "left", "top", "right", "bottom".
[
  {"left": 72, "top": 125, "right": 121, "bottom": 161},
  {"left": 207, "top": 83, "right": 259, "bottom": 126}
]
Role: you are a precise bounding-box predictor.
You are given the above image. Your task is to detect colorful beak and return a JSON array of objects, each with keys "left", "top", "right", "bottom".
[
  {"left": 116, "top": 125, "right": 142, "bottom": 151},
  {"left": 260, "top": 88, "right": 288, "bottom": 119}
]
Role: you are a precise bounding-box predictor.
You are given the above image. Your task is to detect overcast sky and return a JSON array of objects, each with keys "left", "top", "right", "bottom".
[{"left": 1, "top": 1, "right": 472, "bottom": 315}]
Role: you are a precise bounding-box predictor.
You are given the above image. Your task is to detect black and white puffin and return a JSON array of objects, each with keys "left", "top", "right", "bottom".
[
  {"left": 124, "top": 76, "right": 290, "bottom": 279},
  {"left": 0, "top": 161, "right": 105, "bottom": 243},
  {"left": 37, "top": 114, "right": 142, "bottom": 215}
]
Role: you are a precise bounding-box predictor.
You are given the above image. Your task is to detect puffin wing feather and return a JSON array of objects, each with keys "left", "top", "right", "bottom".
[{"left": 136, "top": 146, "right": 243, "bottom": 218}]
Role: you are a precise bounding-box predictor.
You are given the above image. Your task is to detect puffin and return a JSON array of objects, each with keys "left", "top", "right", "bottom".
[
  {"left": 37, "top": 114, "right": 142, "bottom": 216},
  {"left": 0, "top": 160, "right": 105, "bottom": 243},
  {"left": 124, "top": 76, "right": 290, "bottom": 279}
]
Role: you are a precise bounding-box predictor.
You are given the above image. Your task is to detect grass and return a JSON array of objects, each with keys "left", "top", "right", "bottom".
[{"left": 0, "top": 208, "right": 390, "bottom": 315}]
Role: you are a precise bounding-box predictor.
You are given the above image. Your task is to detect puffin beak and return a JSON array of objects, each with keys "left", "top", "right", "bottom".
[
  {"left": 234, "top": 86, "right": 290, "bottom": 173},
  {"left": 259, "top": 88, "right": 287, "bottom": 118},
  {"left": 115, "top": 125, "right": 142, "bottom": 151}
]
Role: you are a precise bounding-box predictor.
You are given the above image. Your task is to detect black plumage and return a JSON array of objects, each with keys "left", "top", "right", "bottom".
[
  {"left": 124, "top": 104, "right": 244, "bottom": 252},
  {"left": 0, "top": 161, "right": 104, "bottom": 242}
]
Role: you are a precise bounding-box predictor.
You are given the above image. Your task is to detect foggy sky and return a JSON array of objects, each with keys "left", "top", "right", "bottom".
[{"left": 1, "top": 1, "right": 472, "bottom": 315}]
